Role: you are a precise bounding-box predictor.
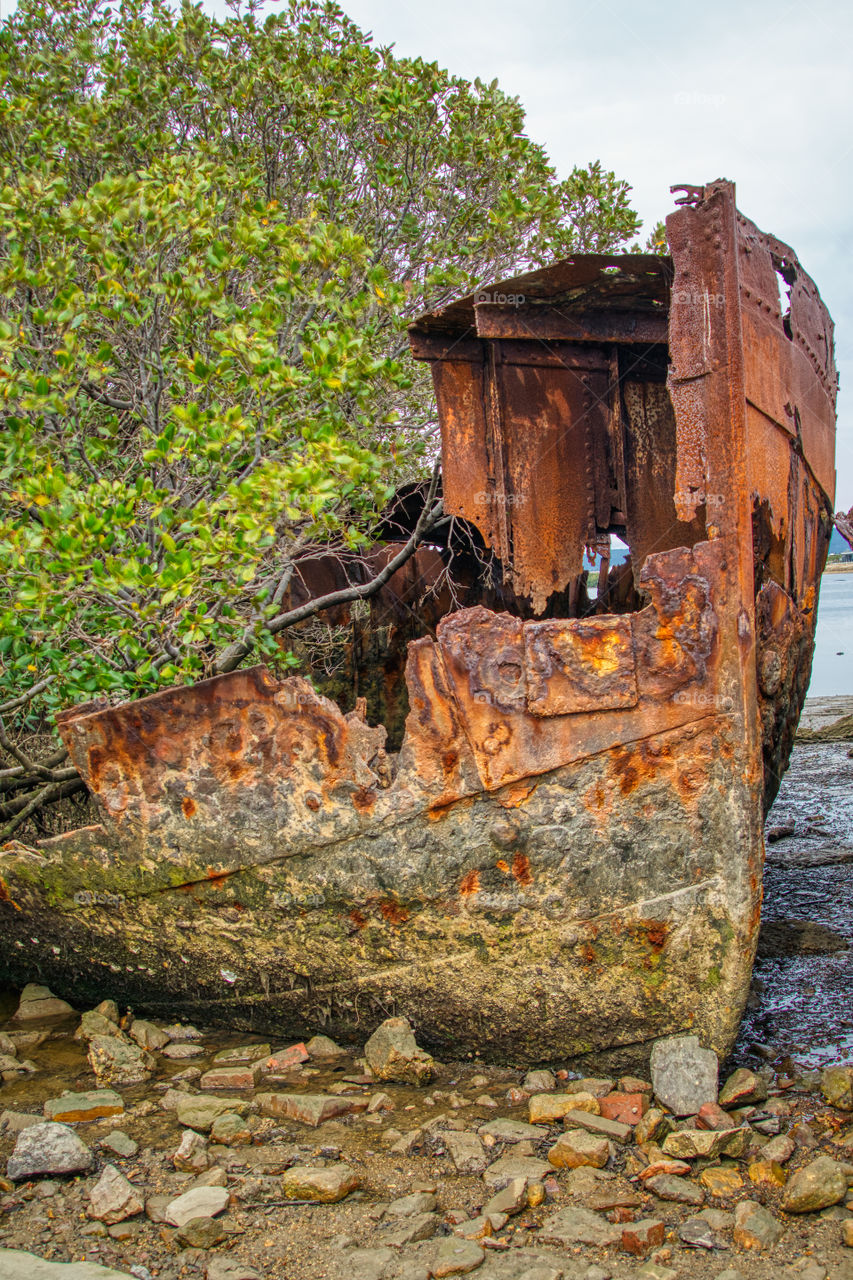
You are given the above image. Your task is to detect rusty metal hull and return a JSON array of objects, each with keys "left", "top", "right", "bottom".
[{"left": 0, "top": 182, "right": 837, "bottom": 1068}]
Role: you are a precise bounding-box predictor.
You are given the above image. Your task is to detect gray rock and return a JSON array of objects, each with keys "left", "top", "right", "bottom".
[
  {"left": 176, "top": 1094, "right": 249, "bottom": 1131},
  {"left": 340, "top": 1250, "right": 394, "bottom": 1280},
  {"left": 363, "top": 1017, "right": 435, "bottom": 1086},
  {"left": 305, "top": 1034, "right": 346, "bottom": 1058},
  {"left": 430, "top": 1237, "right": 484, "bottom": 1276},
  {"left": 204, "top": 1261, "right": 263, "bottom": 1280},
  {"left": 164, "top": 1184, "right": 229, "bottom": 1227},
  {"left": 522, "top": 1070, "right": 556, "bottom": 1093},
  {"left": 538, "top": 1205, "right": 621, "bottom": 1247},
  {"left": 12, "top": 984, "right": 74, "bottom": 1022},
  {"left": 87, "top": 1164, "right": 144, "bottom": 1224},
  {"left": 75, "top": 1011, "right": 120, "bottom": 1042},
  {"left": 385, "top": 1191, "right": 438, "bottom": 1217},
  {"left": 678, "top": 1216, "right": 716, "bottom": 1249},
  {"left": 478, "top": 1118, "right": 547, "bottom": 1143},
  {"left": 99, "top": 1131, "right": 138, "bottom": 1159},
  {"left": 0, "top": 1109, "right": 43, "bottom": 1136},
  {"left": 482, "top": 1175, "right": 529, "bottom": 1217},
  {"left": 821, "top": 1065, "right": 853, "bottom": 1111},
  {"left": 175, "top": 1215, "right": 229, "bottom": 1249},
  {"left": 7, "top": 1121, "right": 94, "bottom": 1180},
  {"left": 173, "top": 1128, "right": 210, "bottom": 1171},
  {"left": 0, "top": 1251, "right": 136, "bottom": 1278},
  {"left": 482, "top": 1155, "right": 551, "bottom": 1189},
  {"left": 129, "top": 1020, "right": 170, "bottom": 1051},
  {"left": 645, "top": 1173, "right": 705, "bottom": 1205},
  {"left": 381, "top": 1213, "right": 439, "bottom": 1246},
  {"left": 650, "top": 1034, "right": 718, "bottom": 1116},
  {"left": 443, "top": 1130, "right": 488, "bottom": 1174}
]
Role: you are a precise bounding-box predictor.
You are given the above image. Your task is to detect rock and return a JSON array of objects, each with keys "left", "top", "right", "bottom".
[
  {"left": 477, "top": 1119, "right": 547, "bottom": 1144},
  {"left": 0, "top": 1252, "right": 138, "bottom": 1278},
  {"left": 538, "top": 1206, "right": 621, "bottom": 1247},
  {"left": 176, "top": 1215, "right": 230, "bottom": 1249},
  {"left": 522, "top": 1070, "right": 556, "bottom": 1093},
  {"left": 452, "top": 1215, "right": 492, "bottom": 1240},
  {"left": 386, "top": 1191, "right": 438, "bottom": 1217},
  {"left": 621, "top": 1217, "right": 665, "bottom": 1256},
  {"left": 100, "top": 1131, "right": 138, "bottom": 1158},
  {"left": 822, "top": 1065, "right": 853, "bottom": 1111},
  {"left": 303, "top": 1033, "right": 345, "bottom": 1058},
  {"left": 599, "top": 1092, "right": 648, "bottom": 1125},
  {"left": 75, "top": 1011, "right": 119, "bottom": 1042},
  {"left": 214, "top": 1042, "right": 273, "bottom": 1065},
  {"left": 255, "top": 1091, "right": 367, "bottom": 1126},
  {"left": 697, "top": 1101, "right": 737, "bottom": 1130},
  {"left": 547, "top": 1129, "right": 611, "bottom": 1169},
  {"left": 782, "top": 1156, "right": 848, "bottom": 1212},
  {"left": 336, "top": 1253, "right": 393, "bottom": 1280},
  {"left": 0, "top": 1109, "right": 43, "bottom": 1136},
  {"left": 762, "top": 1134, "right": 796, "bottom": 1164},
  {"left": 129, "top": 1020, "right": 170, "bottom": 1051},
  {"left": 7, "top": 1121, "right": 94, "bottom": 1180},
  {"left": 281, "top": 1162, "right": 360, "bottom": 1202},
  {"left": 363, "top": 1017, "right": 435, "bottom": 1086},
  {"left": 210, "top": 1112, "right": 252, "bottom": 1145},
  {"left": 87, "top": 1036, "right": 152, "bottom": 1086},
  {"left": 381, "top": 1212, "right": 439, "bottom": 1246},
  {"left": 733, "top": 1198, "right": 784, "bottom": 1249},
  {"left": 482, "top": 1176, "right": 529, "bottom": 1217},
  {"left": 431, "top": 1238, "right": 484, "bottom": 1276},
  {"left": 635, "top": 1107, "right": 669, "bottom": 1145},
  {"left": 562, "top": 1108, "right": 632, "bottom": 1144},
  {"left": 649, "top": 1034, "right": 718, "bottom": 1116},
  {"left": 482, "top": 1155, "right": 551, "bottom": 1190},
  {"left": 699, "top": 1165, "right": 744, "bottom": 1196},
  {"left": 87, "top": 1163, "right": 144, "bottom": 1224},
  {"left": 199, "top": 1065, "right": 261, "bottom": 1090},
  {"left": 12, "top": 984, "right": 74, "bottom": 1021},
  {"left": 161, "top": 1022, "right": 202, "bottom": 1041},
  {"left": 569, "top": 1076, "right": 614, "bottom": 1098},
  {"left": 44, "top": 1090, "right": 124, "bottom": 1123},
  {"left": 176, "top": 1094, "right": 249, "bottom": 1131},
  {"left": 677, "top": 1216, "right": 716, "bottom": 1249},
  {"left": 636, "top": 1267, "right": 677, "bottom": 1280},
  {"left": 443, "top": 1131, "right": 488, "bottom": 1174},
  {"left": 528, "top": 1092, "right": 599, "bottom": 1123},
  {"left": 645, "top": 1173, "right": 705, "bottom": 1205},
  {"left": 843, "top": 1219, "right": 853, "bottom": 1247},
  {"left": 173, "top": 1129, "right": 210, "bottom": 1172},
  {"left": 748, "top": 1158, "right": 787, "bottom": 1187},
  {"left": 719, "top": 1067, "right": 768, "bottom": 1107},
  {"left": 162, "top": 1042, "right": 205, "bottom": 1059},
  {"left": 164, "top": 1184, "right": 230, "bottom": 1227},
  {"left": 663, "top": 1127, "right": 746, "bottom": 1159},
  {"left": 205, "top": 1263, "right": 263, "bottom": 1280}
]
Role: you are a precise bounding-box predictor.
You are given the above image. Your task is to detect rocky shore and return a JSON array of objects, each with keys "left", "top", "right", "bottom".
[{"left": 0, "top": 986, "right": 852, "bottom": 1280}]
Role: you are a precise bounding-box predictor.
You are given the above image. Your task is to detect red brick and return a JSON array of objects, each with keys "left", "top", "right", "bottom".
[
  {"left": 264, "top": 1043, "right": 309, "bottom": 1075},
  {"left": 621, "top": 1218, "right": 665, "bottom": 1256},
  {"left": 199, "top": 1065, "right": 260, "bottom": 1090},
  {"left": 598, "top": 1092, "right": 648, "bottom": 1126}
]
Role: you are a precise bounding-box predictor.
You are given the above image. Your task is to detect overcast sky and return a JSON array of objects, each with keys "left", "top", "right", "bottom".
[
  {"left": 3, "top": 0, "right": 850, "bottom": 503},
  {"left": 333, "top": 0, "right": 853, "bottom": 508}
]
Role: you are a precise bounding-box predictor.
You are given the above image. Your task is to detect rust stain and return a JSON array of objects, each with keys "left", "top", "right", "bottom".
[
  {"left": 352, "top": 786, "right": 377, "bottom": 814},
  {"left": 181, "top": 796, "right": 196, "bottom": 818},
  {"left": 348, "top": 908, "right": 367, "bottom": 930},
  {"left": 511, "top": 852, "right": 533, "bottom": 886},
  {"left": 0, "top": 879, "right": 21, "bottom": 910},
  {"left": 379, "top": 900, "right": 410, "bottom": 925},
  {"left": 495, "top": 859, "right": 510, "bottom": 873},
  {"left": 459, "top": 870, "right": 480, "bottom": 897}
]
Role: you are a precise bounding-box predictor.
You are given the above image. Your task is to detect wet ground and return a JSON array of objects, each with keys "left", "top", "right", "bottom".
[{"left": 736, "top": 741, "right": 853, "bottom": 1070}]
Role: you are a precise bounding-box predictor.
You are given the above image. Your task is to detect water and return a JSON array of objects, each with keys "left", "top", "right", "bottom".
[{"left": 809, "top": 570, "right": 853, "bottom": 696}]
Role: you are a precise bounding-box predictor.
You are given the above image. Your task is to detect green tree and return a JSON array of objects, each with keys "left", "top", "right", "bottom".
[{"left": 0, "top": 0, "right": 641, "bottom": 838}]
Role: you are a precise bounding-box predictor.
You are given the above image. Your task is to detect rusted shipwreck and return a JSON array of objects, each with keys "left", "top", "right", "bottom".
[{"left": 0, "top": 181, "right": 838, "bottom": 1068}]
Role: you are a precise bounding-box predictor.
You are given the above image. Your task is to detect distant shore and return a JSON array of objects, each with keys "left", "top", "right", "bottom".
[{"left": 823, "top": 562, "right": 853, "bottom": 573}]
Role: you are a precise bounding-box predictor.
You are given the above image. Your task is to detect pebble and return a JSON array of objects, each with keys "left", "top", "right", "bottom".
[
  {"left": 733, "top": 1198, "right": 784, "bottom": 1249},
  {"left": 547, "top": 1129, "right": 611, "bottom": 1170},
  {"left": 99, "top": 1130, "right": 138, "bottom": 1158}
]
